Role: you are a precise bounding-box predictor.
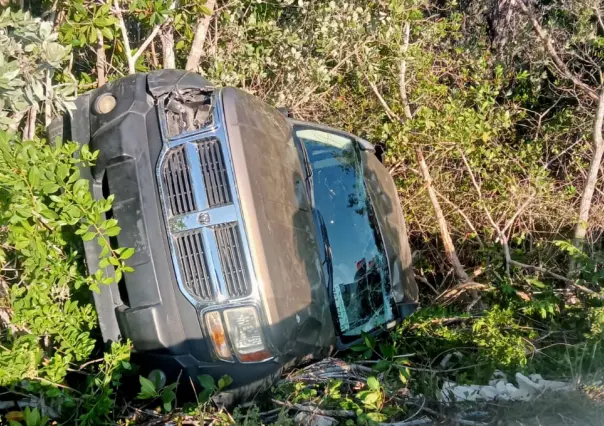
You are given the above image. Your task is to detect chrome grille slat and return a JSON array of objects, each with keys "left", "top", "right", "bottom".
[
  {"left": 175, "top": 231, "right": 213, "bottom": 300},
  {"left": 214, "top": 222, "right": 250, "bottom": 297},
  {"left": 163, "top": 146, "right": 196, "bottom": 216},
  {"left": 199, "top": 139, "right": 231, "bottom": 207}
]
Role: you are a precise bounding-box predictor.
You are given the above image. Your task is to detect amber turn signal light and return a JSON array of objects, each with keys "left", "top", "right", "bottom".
[{"left": 204, "top": 311, "right": 232, "bottom": 361}]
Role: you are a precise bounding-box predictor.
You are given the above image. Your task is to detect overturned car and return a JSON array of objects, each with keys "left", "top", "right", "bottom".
[{"left": 53, "top": 70, "right": 418, "bottom": 397}]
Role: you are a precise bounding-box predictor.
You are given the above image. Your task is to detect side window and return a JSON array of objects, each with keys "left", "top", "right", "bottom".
[{"left": 294, "top": 126, "right": 394, "bottom": 336}]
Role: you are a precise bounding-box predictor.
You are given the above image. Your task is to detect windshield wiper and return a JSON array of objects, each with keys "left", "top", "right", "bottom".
[
  {"left": 297, "top": 140, "right": 314, "bottom": 205},
  {"left": 316, "top": 210, "right": 333, "bottom": 289}
]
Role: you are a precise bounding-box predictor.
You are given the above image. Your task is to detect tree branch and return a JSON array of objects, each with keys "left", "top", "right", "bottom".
[
  {"left": 433, "top": 187, "right": 484, "bottom": 247},
  {"left": 96, "top": 30, "right": 107, "bottom": 87},
  {"left": 271, "top": 399, "right": 355, "bottom": 418},
  {"left": 185, "top": 0, "right": 216, "bottom": 71},
  {"left": 131, "top": 25, "right": 162, "bottom": 64},
  {"left": 113, "top": 0, "right": 160, "bottom": 74},
  {"left": 160, "top": 24, "right": 175, "bottom": 69},
  {"left": 113, "top": 0, "right": 134, "bottom": 74},
  {"left": 573, "top": 83, "right": 604, "bottom": 245},
  {"left": 515, "top": 0, "right": 599, "bottom": 102},
  {"left": 418, "top": 149, "right": 470, "bottom": 282},
  {"left": 460, "top": 151, "right": 512, "bottom": 276},
  {"left": 366, "top": 77, "right": 400, "bottom": 121},
  {"left": 399, "top": 21, "right": 412, "bottom": 120}
]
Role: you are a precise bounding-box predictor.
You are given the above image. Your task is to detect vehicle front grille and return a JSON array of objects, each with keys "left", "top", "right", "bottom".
[
  {"left": 175, "top": 231, "right": 213, "bottom": 300},
  {"left": 163, "top": 145, "right": 196, "bottom": 216},
  {"left": 214, "top": 222, "right": 250, "bottom": 297},
  {"left": 198, "top": 139, "right": 231, "bottom": 207}
]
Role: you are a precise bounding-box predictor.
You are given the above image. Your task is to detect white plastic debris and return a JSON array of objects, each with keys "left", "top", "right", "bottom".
[
  {"left": 439, "top": 371, "right": 572, "bottom": 402},
  {"left": 294, "top": 412, "right": 337, "bottom": 426},
  {"left": 528, "top": 373, "right": 572, "bottom": 392}
]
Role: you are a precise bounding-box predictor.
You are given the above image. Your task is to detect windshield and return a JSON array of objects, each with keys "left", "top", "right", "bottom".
[{"left": 294, "top": 126, "right": 393, "bottom": 336}]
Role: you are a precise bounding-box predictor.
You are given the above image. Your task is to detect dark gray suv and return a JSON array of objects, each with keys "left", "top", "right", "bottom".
[{"left": 55, "top": 70, "right": 418, "bottom": 397}]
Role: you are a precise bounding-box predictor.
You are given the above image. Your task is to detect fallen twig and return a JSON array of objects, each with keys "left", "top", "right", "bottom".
[{"left": 271, "top": 399, "right": 355, "bottom": 418}]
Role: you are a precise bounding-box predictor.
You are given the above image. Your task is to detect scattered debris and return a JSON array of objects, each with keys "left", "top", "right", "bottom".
[
  {"left": 282, "top": 357, "right": 371, "bottom": 385},
  {"left": 439, "top": 371, "right": 573, "bottom": 402},
  {"left": 163, "top": 89, "right": 212, "bottom": 138},
  {"left": 294, "top": 412, "right": 337, "bottom": 426}
]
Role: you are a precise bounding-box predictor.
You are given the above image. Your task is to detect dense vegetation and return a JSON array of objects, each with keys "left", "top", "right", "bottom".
[{"left": 0, "top": 0, "right": 603, "bottom": 424}]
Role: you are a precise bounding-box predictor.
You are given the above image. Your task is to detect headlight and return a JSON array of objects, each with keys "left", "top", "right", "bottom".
[
  {"left": 223, "top": 307, "right": 271, "bottom": 362},
  {"left": 205, "top": 311, "right": 232, "bottom": 361}
]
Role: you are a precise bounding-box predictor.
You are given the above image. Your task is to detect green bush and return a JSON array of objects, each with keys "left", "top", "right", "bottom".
[{"left": 0, "top": 132, "right": 133, "bottom": 424}]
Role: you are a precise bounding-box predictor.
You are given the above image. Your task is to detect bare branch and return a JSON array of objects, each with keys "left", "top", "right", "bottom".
[
  {"left": 271, "top": 399, "right": 355, "bottom": 418},
  {"left": 113, "top": 0, "right": 160, "bottom": 74},
  {"left": 160, "top": 1, "right": 177, "bottom": 69},
  {"left": 507, "top": 259, "right": 600, "bottom": 297},
  {"left": 96, "top": 30, "right": 107, "bottom": 87},
  {"left": 366, "top": 77, "right": 401, "bottom": 121},
  {"left": 594, "top": 5, "right": 604, "bottom": 33},
  {"left": 23, "top": 107, "right": 37, "bottom": 140},
  {"left": 502, "top": 190, "right": 535, "bottom": 235},
  {"left": 186, "top": 0, "right": 216, "bottom": 71},
  {"left": 160, "top": 25, "right": 175, "bottom": 69},
  {"left": 460, "top": 151, "right": 512, "bottom": 276},
  {"left": 418, "top": 149, "right": 470, "bottom": 283},
  {"left": 131, "top": 25, "right": 162, "bottom": 64},
  {"left": 515, "top": 0, "right": 599, "bottom": 102},
  {"left": 573, "top": 84, "right": 604, "bottom": 245},
  {"left": 44, "top": 70, "right": 53, "bottom": 128},
  {"left": 399, "top": 21, "right": 412, "bottom": 120},
  {"left": 415, "top": 274, "right": 439, "bottom": 295},
  {"left": 433, "top": 187, "right": 484, "bottom": 246},
  {"left": 113, "top": 0, "right": 134, "bottom": 74}
]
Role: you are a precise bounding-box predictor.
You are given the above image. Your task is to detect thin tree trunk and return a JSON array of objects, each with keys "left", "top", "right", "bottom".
[
  {"left": 399, "top": 21, "right": 412, "bottom": 120},
  {"left": 573, "top": 85, "right": 604, "bottom": 248},
  {"left": 96, "top": 30, "right": 107, "bottom": 87},
  {"left": 23, "top": 107, "right": 37, "bottom": 140},
  {"left": 185, "top": 0, "right": 216, "bottom": 71},
  {"left": 44, "top": 70, "right": 53, "bottom": 129},
  {"left": 150, "top": 39, "right": 159, "bottom": 68},
  {"left": 160, "top": 26, "right": 175, "bottom": 69},
  {"left": 416, "top": 149, "right": 470, "bottom": 283}
]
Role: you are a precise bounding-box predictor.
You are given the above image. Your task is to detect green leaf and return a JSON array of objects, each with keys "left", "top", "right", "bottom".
[
  {"left": 379, "top": 343, "right": 394, "bottom": 359},
  {"left": 197, "top": 374, "right": 216, "bottom": 391},
  {"left": 526, "top": 278, "right": 546, "bottom": 289},
  {"left": 366, "top": 412, "right": 387, "bottom": 422},
  {"left": 366, "top": 376, "right": 380, "bottom": 391},
  {"left": 41, "top": 183, "right": 60, "bottom": 194},
  {"left": 101, "top": 27, "right": 114, "bottom": 41},
  {"left": 398, "top": 368, "right": 409, "bottom": 385},
  {"left": 82, "top": 232, "right": 96, "bottom": 242},
  {"left": 350, "top": 344, "right": 367, "bottom": 352},
  {"left": 372, "top": 359, "right": 391, "bottom": 372},
  {"left": 28, "top": 166, "right": 40, "bottom": 187},
  {"left": 198, "top": 388, "right": 212, "bottom": 404},
  {"left": 119, "top": 247, "right": 135, "bottom": 260},
  {"left": 105, "top": 226, "right": 121, "bottom": 237},
  {"left": 162, "top": 389, "right": 176, "bottom": 412},
  {"left": 217, "top": 375, "right": 232, "bottom": 390},
  {"left": 137, "top": 376, "right": 157, "bottom": 399}
]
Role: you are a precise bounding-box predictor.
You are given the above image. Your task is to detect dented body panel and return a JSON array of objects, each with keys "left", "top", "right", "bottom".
[{"left": 54, "top": 70, "right": 417, "bottom": 395}]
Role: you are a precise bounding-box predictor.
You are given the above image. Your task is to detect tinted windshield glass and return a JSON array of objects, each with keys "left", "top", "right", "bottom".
[{"left": 295, "top": 127, "right": 393, "bottom": 336}]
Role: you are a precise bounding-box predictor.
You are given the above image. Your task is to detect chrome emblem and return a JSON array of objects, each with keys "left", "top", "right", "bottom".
[{"left": 198, "top": 212, "right": 211, "bottom": 225}]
